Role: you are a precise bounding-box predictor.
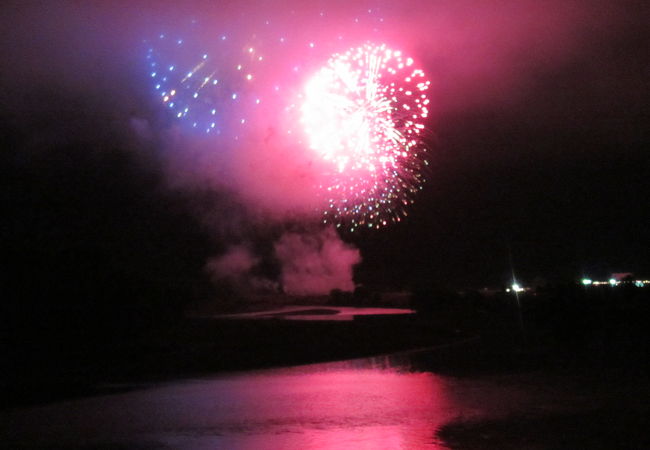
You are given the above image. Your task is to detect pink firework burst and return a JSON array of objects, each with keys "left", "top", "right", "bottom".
[{"left": 301, "top": 43, "right": 431, "bottom": 231}]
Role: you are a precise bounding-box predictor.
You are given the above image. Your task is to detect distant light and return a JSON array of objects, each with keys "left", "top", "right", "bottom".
[
  {"left": 634, "top": 281, "right": 644, "bottom": 287},
  {"left": 609, "top": 279, "right": 617, "bottom": 286},
  {"left": 512, "top": 283, "right": 524, "bottom": 292},
  {"left": 581, "top": 278, "right": 593, "bottom": 285}
]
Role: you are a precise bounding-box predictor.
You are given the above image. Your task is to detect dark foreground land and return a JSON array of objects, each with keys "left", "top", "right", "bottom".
[
  {"left": 2, "top": 285, "right": 650, "bottom": 448},
  {"left": 440, "top": 408, "right": 650, "bottom": 450},
  {"left": 421, "top": 284, "right": 650, "bottom": 449},
  {"left": 3, "top": 309, "right": 459, "bottom": 408}
]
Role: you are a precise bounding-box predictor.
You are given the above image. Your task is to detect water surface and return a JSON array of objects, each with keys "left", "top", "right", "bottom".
[{"left": 3, "top": 349, "right": 637, "bottom": 449}]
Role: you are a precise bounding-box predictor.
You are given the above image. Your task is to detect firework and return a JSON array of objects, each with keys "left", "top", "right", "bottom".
[
  {"left": 301, "top": 43, "right": 430, "bottom": 230},
  {"left": 145, "top": 12, "right": 430, "bottom": 230},
  {"left": 145, "top": 28, "right": 266, "bottom": 136},
  {"left": 144, "top": 10, "right": 387, "bottom": 139}
]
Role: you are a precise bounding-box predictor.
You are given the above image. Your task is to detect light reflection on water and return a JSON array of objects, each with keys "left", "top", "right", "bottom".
[{"left": 2, "top": 353, "right": 519, "bottom": 449}]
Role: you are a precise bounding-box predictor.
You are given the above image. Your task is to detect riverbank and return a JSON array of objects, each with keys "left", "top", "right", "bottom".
[
  {"left": 2, "top": 308, "right": 468, "bottom": 408},
  {"left": 4, "top": 285, "right": 649, "bottom": 412}
]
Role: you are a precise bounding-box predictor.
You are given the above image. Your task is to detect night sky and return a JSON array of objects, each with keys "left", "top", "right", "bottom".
[
  {"left": 365, "top": 3, "right": 650, "bottom": 287},
  {"left": 1, "top": 0, "right": 648, "bottom": 309}
]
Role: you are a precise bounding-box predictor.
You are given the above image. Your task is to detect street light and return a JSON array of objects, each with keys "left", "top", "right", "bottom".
[{"left": 512, "top": 283, "right": 524, "bottom": 292}]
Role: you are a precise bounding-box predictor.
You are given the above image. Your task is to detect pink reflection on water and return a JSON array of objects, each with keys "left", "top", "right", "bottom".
[
  {"left": 3, "top": 355, "right": 459, "bottom": 449},
  {"left": 161, "top": 357, "right": 456, "bottom": 449},
  {"left": 215, "top": 305, "right": 416, "bottom": 321}
]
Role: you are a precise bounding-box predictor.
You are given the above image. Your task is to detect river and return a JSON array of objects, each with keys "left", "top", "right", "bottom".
[{"left": 2, "top": 347, "right": 648, "bottom": 449}]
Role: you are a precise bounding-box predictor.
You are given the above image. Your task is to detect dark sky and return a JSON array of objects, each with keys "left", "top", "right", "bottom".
[
  {"left": 1, "top": 0, "right": 649, "bottom": 301},
  {"left": 358, "top": 17, "right": 650, "bottom": 287}
]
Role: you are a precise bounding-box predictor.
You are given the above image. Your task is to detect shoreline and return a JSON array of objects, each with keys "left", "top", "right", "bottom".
[{"left": 2, "top": 311, "right": 467, "bottom": 409}]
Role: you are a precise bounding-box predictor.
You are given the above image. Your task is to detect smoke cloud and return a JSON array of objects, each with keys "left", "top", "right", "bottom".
[
  {"left": 274, "top": 227, "right": 361, "bottom": 296},
  {"left": 205, "top": 245, "right": 259, "bottom": 282},
  {"left": 123, "top": 0, "right": 627, "bottom": 219},
  {"left": 205, "top": 244, "right": 280, "bottom": 293},
  {"left": 1, "top": 0, "right": 630, "bottom": 216}
]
